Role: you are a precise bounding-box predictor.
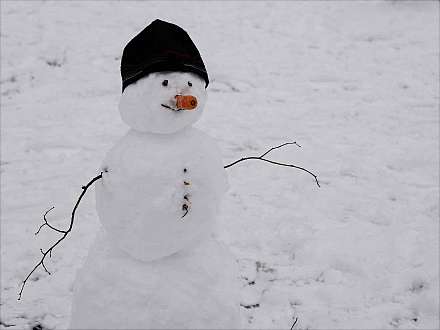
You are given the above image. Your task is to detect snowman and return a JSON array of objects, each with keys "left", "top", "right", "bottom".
[{"left": 69, "top": 19, "right": 241, "bottom": 329}]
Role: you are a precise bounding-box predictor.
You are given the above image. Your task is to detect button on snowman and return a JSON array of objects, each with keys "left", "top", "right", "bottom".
[{"left": 69, "top": 20, "right": 241, "bottom": 329}]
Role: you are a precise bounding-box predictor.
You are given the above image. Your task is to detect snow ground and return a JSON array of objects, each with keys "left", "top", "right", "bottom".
[{"left": 1, "top": 1, "right": 439, "bottom": 329}]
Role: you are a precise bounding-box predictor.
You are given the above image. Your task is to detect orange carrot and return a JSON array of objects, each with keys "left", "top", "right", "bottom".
[{"left": 175, "top": 95, "right": 198, "bottom": 110}]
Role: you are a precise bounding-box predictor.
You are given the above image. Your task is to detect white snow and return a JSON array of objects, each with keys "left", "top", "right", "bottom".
[
  {"left": 119, "top": 72, "right": 207, "bottom": 134},
  {"left": 75, "top": 69, "right": 233, "bottom": 328},
  {"left": 1, "top": 1, "right": 439, "bottom": 329},
  {"left": 95, "top": 127, "right": 228, "bottom": 262},
  {"left": 69, "top": 231, "right": 240, "bottom": 329}
]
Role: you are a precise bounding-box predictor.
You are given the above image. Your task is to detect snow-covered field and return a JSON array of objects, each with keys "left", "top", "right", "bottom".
[{"left": 1, "top": 1, "right": 439, "bottom": 329}]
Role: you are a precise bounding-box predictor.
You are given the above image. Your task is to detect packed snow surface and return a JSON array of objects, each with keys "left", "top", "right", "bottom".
[
  {"left": 90, "top": 69, "right": 232, "bottom": 327},
  {"left": 96, "top": 127, "right": 227, "bottom": 261},
  {"left": 1, "top": 1, "right": 439, "bottom": 329},
  {"left": 119, "top": 72, "right": 207, "bottom": 134},
  {"left": 69, "top": 230, "right": 240, "bottom": 329}
]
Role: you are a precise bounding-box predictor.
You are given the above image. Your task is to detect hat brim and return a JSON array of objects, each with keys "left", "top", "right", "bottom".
[{"left": 122, "top": 60, "right": 209, "bottom": 92}]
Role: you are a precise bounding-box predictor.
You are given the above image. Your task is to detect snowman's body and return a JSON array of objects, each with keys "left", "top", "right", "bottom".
[
  {"left": 95, "top": 127, "right": 228, "bottom": 262},
  {"left": 69, "top": 67, "right": 241, "bottom": 328},
  {"left": 69, "top": 224, "right": 240, "bottom": 329}
]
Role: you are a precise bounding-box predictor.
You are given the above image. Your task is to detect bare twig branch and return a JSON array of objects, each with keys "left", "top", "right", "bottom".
[
  {"left": 18, "top": 172, "right": 105, "bottom": 300},
  {"left": 224, "top": 142, "right": 320, "bottom": 187},
  {"left": 35, "top": 206, "right": 65, "bottom": 235},
  {"left": 19, "top": 142, "right": 318, "bottom": 300},
  {"left": 290, "top": 317, "right": 299, "bottom": 330},
  {"left": 259, "top": 141, "right": 301, "bottom": 158},
  {"left": 41, "top": 260, "right": 50, "bottom": 275}
]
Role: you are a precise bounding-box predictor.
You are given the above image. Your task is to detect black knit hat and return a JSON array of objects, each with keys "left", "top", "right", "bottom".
[{"left": 121, "top": 19, "right": 209, "bottom": 92}]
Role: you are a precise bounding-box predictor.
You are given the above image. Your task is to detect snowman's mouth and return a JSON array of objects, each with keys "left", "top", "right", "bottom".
[{"left": 161, "top": 104, "right": 182, "bottom": 112}]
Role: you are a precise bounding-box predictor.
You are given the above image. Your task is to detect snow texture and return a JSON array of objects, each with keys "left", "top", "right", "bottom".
[
  {"left": 96, "top": 126, "right": 228, "bottom": 262},
  {"left": 1, "top": 1, "right": 439, "bottom": 329},
  {"left": 119, "top": 72, "right": 207, "bottom": 134},
  {"left": 75, "top": 70, "right": 233, "bottom": 328},
  {"left": 69, "top": 231, "right": 240, "bottom": 329}
]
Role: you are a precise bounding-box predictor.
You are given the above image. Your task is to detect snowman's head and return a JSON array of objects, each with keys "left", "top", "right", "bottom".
[
  {"left": 119, "top": 71, "right": 207, "bottom": 134},
  {"left": 119, "top": 19, "right": 210, "bottom": 134}
]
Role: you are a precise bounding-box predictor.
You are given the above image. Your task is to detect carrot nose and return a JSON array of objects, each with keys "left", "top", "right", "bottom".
[{"left": 175, "top": 95, "right": 198, "bottom": 110}]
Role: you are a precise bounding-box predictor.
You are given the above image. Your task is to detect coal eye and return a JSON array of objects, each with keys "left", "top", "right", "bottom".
[
  {"left": 162, "top": 80, "right": 168, "bottom": 87},
  {"left": 188, "top": 81, "right": 192, "bottom": 87}
]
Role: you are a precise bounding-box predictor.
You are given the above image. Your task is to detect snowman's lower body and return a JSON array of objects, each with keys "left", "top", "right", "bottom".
[{"left": 69, "top": 230, "right": 241, "bottom": 329}]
